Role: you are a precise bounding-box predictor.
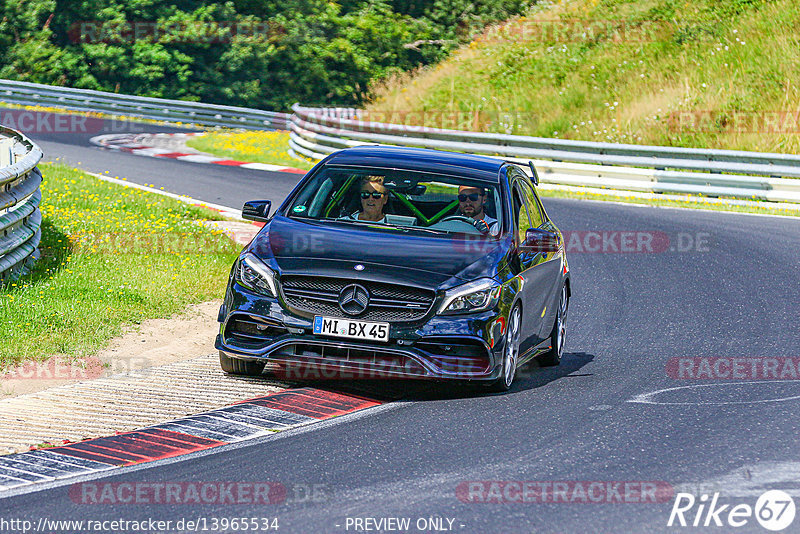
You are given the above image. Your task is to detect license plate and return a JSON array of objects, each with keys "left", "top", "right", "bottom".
[{"left": 313, "top": 316, "right": 389, "bottom": 342}]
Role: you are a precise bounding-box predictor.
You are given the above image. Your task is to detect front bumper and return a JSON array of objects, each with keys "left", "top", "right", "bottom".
[
  {"left": 216, "top": 283, "right": 508, "bottom": 381},
  {"left": 217, "top": 333, "right": 503, "bottom": 381}
]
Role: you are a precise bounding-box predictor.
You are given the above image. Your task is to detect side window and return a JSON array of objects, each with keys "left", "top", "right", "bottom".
[
  {"left": 512, "top": 183, "right": 532, "bottom": 245},
  {"left": 532, "top": 185, "right": 549, "bottom": 226},
  {"left": 518, "top": 180, "right": 545, "bottom": 228}
]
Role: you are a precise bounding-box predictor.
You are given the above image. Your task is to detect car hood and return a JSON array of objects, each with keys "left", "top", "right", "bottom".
[{"left": 247, "top": 216, "right": 508, "bottom": 289}]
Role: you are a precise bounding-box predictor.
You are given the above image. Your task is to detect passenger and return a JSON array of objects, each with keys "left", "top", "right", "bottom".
[
  {"left": 457, "top": 185, "right": 499, "bottom": 235},
  {"left": 343, "top": 176, "right": 388, "bottom": 223}
]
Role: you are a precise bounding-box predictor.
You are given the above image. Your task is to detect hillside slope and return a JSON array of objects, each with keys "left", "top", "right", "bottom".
[{"left": 367, "top": 0, "right": 800, "bottom": 154}]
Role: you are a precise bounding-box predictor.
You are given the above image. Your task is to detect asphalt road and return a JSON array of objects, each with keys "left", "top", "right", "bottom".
[
  {"left": 2, "top": 113, "right": 800, "bottom": 533},
  {"left": 5, "top": 108, "right": 300, "bottom": 208}
]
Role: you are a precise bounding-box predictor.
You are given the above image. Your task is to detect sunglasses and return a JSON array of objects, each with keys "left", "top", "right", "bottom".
[
  {"left": 458, "top": 193, "right": 482, "bottom": 202},
  {"left": 360, "top": 191, "right": 385, "bottom": 199}
]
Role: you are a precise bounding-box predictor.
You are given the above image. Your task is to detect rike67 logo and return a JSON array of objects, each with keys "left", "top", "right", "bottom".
[{"left": 668, "top": 490, "right": 796, "bottom": 531}]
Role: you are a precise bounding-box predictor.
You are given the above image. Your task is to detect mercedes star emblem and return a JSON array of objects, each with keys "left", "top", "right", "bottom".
[{"left": 338, "top": 284, "right": 370, "bottom": 315}]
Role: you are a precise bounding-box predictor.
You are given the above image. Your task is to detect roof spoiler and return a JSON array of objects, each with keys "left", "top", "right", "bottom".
[
  {"left": 528, "top": 161, "right": 539, "bottom": 186},
  {"left": 502, "top": 160, "right": 539, "bottom": 186}
]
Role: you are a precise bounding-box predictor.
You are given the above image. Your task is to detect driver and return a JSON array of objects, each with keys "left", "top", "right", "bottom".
[{"left": 458, "top": 185, "right": 499, "bottom": 235}]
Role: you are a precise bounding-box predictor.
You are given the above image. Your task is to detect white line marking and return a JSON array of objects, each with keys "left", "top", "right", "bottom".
[
  {"left": 0, "top": 473, "right": 33, "bottom": 484},
  {"left": 0, "top": 465, "right": 54, "bottom": 481},
  {"left": 82, "top": 171, "right": 243, "bottom": 219},
  {"left": 30, "top": 450, "right": 115, "bottom": 470},
  {"left": 175, "top": 155, "right": 223, "bottom": 163},
  {"left": 155, "top": 422, "right": 240, "bottom": 441},
  {"left": 0, "top": 400, "right": 395, "bottom": 499},
  {"left": 191, "top": 414, "right": 283, "bottom": 434},
  {"left": 239, "top": 162, "right": 285, "bottom": 171},
  {"left": 628, "top": 380, "right": 800, "bottom": 405},
  {"left": 129, "top": 148, "right": 174, "bottom": 156}
]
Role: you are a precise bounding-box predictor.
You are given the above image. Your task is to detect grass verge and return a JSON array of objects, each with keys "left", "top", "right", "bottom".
[
  {"left": 187, "top": 130, "right": 315, "bottom": 170},
  {"left": 367, "top": 0, "right": 800, "bottom": 155},
  {"left": 0, "top": 163, "right": 241, "bottom": 366}
]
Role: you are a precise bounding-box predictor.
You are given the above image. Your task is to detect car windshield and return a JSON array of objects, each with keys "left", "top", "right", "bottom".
[{"left": 286, "top": 166, "right": 503, "bottom": 237}]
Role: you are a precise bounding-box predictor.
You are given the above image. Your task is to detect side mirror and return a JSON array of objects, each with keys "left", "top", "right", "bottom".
[
  {"left": 522, "top": 228, "right": 560, "bottom": 253},
  {"left": 528, "top": 161, "right": 540, "bottom": 186},
  {"left": 242, "top": 200, "right": 272, "bottom": 222}
]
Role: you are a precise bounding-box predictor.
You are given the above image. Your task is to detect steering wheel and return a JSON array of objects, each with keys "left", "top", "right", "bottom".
[{"left": 439, "top": 215, "right": 476, "bottom": 226}]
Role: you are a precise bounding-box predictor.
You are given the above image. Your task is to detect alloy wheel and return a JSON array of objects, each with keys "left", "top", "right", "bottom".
[
  {"left": 556, "top": 285, "right": 568, "bottom": 358},
  {"left": 503, "top": 306, "right": 521, "bottom": 387}
]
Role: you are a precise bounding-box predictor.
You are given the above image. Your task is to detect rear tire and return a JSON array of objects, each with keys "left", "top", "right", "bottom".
[
  {"left": 488, "top": 304, "right": 521, "bottom": 392},
  {"left": 537, "top": 285, "right": 568, "bottom": 367},
  {"left": 219, "top": 351, "right": 266, "bottom": 376}
]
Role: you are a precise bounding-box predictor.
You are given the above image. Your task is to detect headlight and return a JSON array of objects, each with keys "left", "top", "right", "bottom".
[
  {"left": 438, "top": 278, "right": 501, "bottom": 315},
  {"left": 236, "top": 253, "right": 278, "bottom": 297}
]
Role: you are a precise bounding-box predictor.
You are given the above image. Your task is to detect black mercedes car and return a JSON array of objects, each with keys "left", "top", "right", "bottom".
[{"left": 215, "top": 146, "right": 570, "bottom": 391}]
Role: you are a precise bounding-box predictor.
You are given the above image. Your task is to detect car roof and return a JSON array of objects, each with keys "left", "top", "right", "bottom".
[{"left": 324, "top": 146, "right": 504, "bottom": 183}]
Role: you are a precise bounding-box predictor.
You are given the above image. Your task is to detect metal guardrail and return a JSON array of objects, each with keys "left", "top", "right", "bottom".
[
  {"left": 289, "top": 105, "right": 800, "bottom": 204},
  {"left": 0, "top": 79, "right": 290, "bottom": 131},
  {"left": 0, "top": 126, "right": 43, "bottom": 282},
  {"left": 2, "top": 79, "right": 798, "bottom": 204}
]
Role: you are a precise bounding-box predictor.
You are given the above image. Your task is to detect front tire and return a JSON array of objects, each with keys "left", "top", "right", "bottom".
[
  {"left": 537, "top": 285, "right": 568, "bottom": 367},
  {"left": 489, "top": 304, "right": 521, "bottom": 392},
  {"left": 219, "top": 351, "right": 266, "bottom": 376}
]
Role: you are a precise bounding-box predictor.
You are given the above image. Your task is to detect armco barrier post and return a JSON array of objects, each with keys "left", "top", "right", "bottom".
[
  {"left": 0, "top": 138, "right": 13, "bottom": 167},
  {"left": 0, "top": 128, "right": 43, "bottom": 282}
]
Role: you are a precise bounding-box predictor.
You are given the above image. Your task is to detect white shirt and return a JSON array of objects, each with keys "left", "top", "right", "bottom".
[{"left": 341, "top": 212, "right": 387, "bottom": 224}]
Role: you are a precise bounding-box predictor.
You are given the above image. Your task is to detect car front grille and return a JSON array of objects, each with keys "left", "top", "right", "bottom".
[{"left": 280, "top": 275, "right": 435, "bottom": 322}]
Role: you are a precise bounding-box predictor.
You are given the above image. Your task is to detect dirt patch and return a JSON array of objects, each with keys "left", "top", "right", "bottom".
[
  {"left": 0, "top": 300, "right": 224, "bottom": 398},
  {"left": 0, "top": 221, "right": 261, "bottom": 400}
]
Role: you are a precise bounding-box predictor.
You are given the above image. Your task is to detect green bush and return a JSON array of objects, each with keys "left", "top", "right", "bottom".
[{"left": 0, "top": 0, "right": 533, "bottom": 110}]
